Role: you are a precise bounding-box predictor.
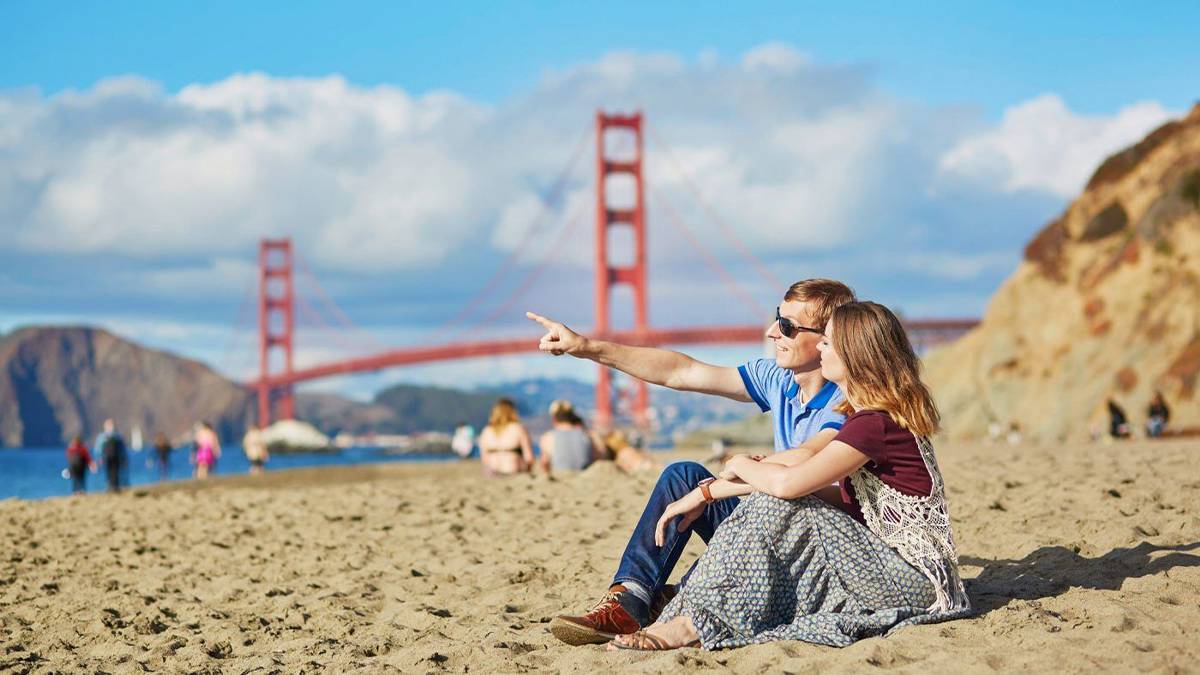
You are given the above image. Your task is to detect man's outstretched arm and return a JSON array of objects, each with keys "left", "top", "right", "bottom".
[{"left": 527, "top": 312, "right": 753, "bottom": 402}]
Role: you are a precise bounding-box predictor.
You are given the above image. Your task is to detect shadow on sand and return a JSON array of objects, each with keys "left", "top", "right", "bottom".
[{"left": 961, "top": 541, "right": 1200, "bottom": 614}]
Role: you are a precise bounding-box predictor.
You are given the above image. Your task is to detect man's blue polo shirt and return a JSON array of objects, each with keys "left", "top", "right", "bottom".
[{"left": 737, "top": 358, "right": 846, "bottom": 451}]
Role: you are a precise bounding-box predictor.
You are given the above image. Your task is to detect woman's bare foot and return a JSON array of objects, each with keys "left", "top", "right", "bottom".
[{"left": 607, "top": 616, "right": 700, "bottom": 651}]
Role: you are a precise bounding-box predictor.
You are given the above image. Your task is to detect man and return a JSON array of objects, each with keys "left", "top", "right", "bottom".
[
  {"left": 94, "top": 419, "right": 127, "bottom": 493},
  {"left": 526, "top": 278, "right": 855, "bottom": 645}
]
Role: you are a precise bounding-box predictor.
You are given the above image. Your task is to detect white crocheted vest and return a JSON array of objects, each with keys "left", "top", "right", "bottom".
[{"left": 847, "top": 434, "right": 970, "bottom": 612}]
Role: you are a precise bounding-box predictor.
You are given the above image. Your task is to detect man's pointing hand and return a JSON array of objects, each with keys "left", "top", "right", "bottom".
[{"left": 526, "top": 312, "right": 587, "bottom": 357}]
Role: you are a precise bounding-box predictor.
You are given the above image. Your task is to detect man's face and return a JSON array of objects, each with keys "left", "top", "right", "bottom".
[{"left": 765, "top": 299, "right": 823, "bottom": 372}]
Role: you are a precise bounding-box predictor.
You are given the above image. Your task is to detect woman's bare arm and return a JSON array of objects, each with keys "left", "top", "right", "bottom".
[{"left": 723, "top": 440, "right": 869, "bottom": 500}]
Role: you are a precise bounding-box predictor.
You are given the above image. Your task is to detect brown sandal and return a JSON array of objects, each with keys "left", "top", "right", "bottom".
[{"left": 609, "top": 630, "right": 701, "bottom": 651}]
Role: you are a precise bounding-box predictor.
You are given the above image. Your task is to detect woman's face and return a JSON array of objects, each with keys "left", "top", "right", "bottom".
[{"left": 818, "top": 322, "right": 847, "bottom": 385}]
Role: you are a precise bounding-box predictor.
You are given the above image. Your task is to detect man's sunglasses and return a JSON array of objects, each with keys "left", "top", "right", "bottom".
[{"left": 776, "top": 307, "right": 823, "bottom": 339}]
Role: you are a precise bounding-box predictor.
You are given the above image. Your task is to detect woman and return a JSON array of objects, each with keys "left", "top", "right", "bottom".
[
  {"left": 605, "top": 429, "right": 660, "bottom": 474},
  {"left": 538, "top": 400, "right": 601, "bottom": 474},
  {"left": 192, "top": 422, "right": 221, "bottom": 479},
  {"left": 478, "top": 398, "right": 534, "bottom": 476},
  {"left": 611, "top": 301, "right": 969, "bottom": 651}
]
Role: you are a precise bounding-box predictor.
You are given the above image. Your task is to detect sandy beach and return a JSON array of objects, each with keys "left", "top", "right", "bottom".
[{"left": 1, "top": 440, "right": 1197, "bottom": 674}]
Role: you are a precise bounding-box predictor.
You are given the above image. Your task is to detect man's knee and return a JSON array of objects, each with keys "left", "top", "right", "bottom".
[{"left": 655, "top": 461, "right": 711, "bottom": 492}]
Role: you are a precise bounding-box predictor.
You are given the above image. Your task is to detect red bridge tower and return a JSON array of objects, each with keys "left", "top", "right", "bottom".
[
  {"left": 257, "top": 238, "right": 295, "bottom": 425},
  {"left": 594, "top": 111, "right": 649, "bottom": 430}
]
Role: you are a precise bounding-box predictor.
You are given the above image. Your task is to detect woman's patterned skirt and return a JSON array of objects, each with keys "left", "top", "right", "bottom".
[{"left": 657, "top": 492, "right": 969, "bottom": 649}]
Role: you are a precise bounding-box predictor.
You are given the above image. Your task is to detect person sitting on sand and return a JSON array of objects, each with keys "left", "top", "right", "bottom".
[
  {"left": 539, "top": 400, "right": 602, "bottom": 475},
  {"left": 609, "top": 301, "right": 970, "bottom": 651},
  {"left": 528, "top": 279, "right": 855, "bottom": 645},
  {"left": 1108, "top": 399, "right": 1131, "bottom": 440},
  {"left": 478, "top": 398, "right": 534, "bottom": 476},
  {"left": 1146, "top": 391, "right": 1170, "bottom": 438},
  {"left": 605, "top": 430, "right": 660, "bottom": 474}
]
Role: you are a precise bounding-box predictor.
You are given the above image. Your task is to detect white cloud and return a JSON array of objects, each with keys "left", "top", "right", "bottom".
[
  {"left": 938, "top": 94, "right": 1175, "bottom": 197},
  {"left": 741, "top": 42, "right": 810, "bottom": 72}
]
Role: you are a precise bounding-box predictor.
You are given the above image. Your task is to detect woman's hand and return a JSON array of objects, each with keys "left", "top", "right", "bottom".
[{"left": 654, "top": 489, "right": 707, "bottom": 547}]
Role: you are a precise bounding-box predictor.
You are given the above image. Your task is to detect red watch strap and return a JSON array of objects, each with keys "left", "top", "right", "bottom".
[{"left": 699, "top": 479, "right": 716, "bottom": 504}]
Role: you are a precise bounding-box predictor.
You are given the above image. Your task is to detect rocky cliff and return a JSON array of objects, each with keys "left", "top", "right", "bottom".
[
  {"left": 0, "top": 326, "right": 255, "bottom": 447},
  {"left": 925, "top": 104, "right": 1200, "bottom": 441}
]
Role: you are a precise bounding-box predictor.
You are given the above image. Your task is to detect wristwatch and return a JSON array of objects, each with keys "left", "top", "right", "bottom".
[{"left": 697, "top": 477, "right": 717, "bottom": 504}]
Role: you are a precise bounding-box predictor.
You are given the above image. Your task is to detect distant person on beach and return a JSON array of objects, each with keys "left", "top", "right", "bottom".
[
  {"left": 1146, "top": 392, "right": 1170, "bottom": 438},
  {"left": 65, "top": 435, "right": 96, "bottom": 494},
  {"left": 606, "top": 429, "right": 660, "bottom": 474},
  {"left": 242, "top": 425, "right": 269, "bottom": 475},
  {"left": 608, "top": 301, "right": 969, "bottom": 651},
  {"left": 1108, "top": 399, "right": 1131, "bottom": 439},
  {"left": 192, "top": 421, "right": 221, "bottom": 479},
  {"left": 94, "top": 419, "right": 127, "bottom": 493},
  {"left": 152, "top": 433, "right": 172, "bottom": 480},
  {"left": 528, "top": 279, "right": 855, "bottom": 645},
  {"left": 538, "top": 400, "right": 601, "bottom": 474},
  {"left": 478, "top": 398, "right": 534, "bottom": 476},
  {"left": 451, "top": 422, "right": 476, "bottom": 459}
]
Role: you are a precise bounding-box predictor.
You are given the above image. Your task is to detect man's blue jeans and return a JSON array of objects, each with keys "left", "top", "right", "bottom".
[{"left": 611, "top": 461, "right": 740, "bottom": 598}]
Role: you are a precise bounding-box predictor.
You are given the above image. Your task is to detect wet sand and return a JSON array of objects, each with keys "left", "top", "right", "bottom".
[{"left": 1, "top": 440, "right": 1197, "bottom": 673}]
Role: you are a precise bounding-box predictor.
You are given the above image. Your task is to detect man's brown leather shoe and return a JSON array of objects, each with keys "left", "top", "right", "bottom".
[{"left": 550, "top": 591, "right": 642, "bottom": 645}]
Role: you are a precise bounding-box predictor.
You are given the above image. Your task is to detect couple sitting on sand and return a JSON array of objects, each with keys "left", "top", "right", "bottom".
[{"left": 526, "top": 279, "right": 970, "bottom": 651}]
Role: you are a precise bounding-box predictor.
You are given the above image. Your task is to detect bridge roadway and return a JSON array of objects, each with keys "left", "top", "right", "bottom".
[{"left": 251, "top": 319, "right": 979, "bottom": 389}]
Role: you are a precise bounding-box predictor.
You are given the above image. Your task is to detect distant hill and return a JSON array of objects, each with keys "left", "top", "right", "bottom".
[
  {"left": 0, "top": 326, "right": 254, "bottom": 447},
  {"left": 925, "top": 103, "right": 1200, "bottom": 440}
]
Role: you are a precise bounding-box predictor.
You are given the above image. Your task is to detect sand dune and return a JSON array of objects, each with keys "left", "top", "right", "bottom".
[{"left": 1, "top": 440, "right": 1197, "bottom": 673}]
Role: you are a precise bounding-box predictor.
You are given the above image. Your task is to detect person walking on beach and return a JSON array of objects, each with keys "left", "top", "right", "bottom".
[
  {"left": 242, "top": 425, "right": 269, "bottom": 475},
  {"left": 94, "top": 419, "right": 127, "bottom": 493},
  {"left": 527, "top": 279, "right": 855, "bottom": 645},
  {"left": 192, "top": 421, "right": 221, "bottom": 479},
  {"left": 1146, "top": 391, "right": 1170, "bottom": 438},
  {"left": 609, "top": 301, "right": 970, "bottom": 651},
  {"left": 538, "top": 400, "right": 602, "bottom": 475},
  {"left": 478, "top": 398, "right": 534, "bottom": 476},
  {"left": 152, "top": 433, "right": 172, "bottom": 480},
  {"left": 65, "top": 435, "right": 96, "bottom": 494}
]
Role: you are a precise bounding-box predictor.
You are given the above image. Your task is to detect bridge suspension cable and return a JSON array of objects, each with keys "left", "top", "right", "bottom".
[
  {"left": 428, "top": 123, "right": 592, "bottom": 340},
  {"left": 469, "top": 201, "right": 588, "bottom": 335},
  {"left": 646, "top": 122, "right": 785, "bottom": 292},
  {"left": 648, "top": 183, "right": 768, "bottom": 319},
  {"left": 294, "top": 252, "right": 388, "bottom": 355}
]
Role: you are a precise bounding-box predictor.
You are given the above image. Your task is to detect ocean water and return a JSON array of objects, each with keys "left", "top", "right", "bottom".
[{"left": 0, "top": 445, "right": 460, "bottom": 501}]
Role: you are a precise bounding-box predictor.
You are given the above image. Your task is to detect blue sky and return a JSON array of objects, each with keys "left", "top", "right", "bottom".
[
  {"left": 4, "top": 1, "right": 1197, "bottom": 114},
  {"left": 1, "top": 1, "right": 1197, "bottom": 397}
]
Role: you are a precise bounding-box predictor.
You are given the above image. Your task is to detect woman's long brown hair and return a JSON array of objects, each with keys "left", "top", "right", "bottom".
[
  {"left": 488, "top": 398, "right": 520, "bottom": 428},
  {"left": 831, "top": 301, "right": 940, "bottom": 436}
]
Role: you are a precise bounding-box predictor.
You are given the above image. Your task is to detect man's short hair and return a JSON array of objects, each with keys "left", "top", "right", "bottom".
[{"left": 784, "top": 279, "right": 856, "bottom": 330}]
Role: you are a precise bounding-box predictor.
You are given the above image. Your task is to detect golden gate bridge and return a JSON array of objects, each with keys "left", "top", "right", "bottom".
[{"left": 244, "top": 111, "right": 978, "bottom": 429}]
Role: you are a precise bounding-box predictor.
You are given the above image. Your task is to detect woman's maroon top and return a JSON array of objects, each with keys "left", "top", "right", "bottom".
[{"left": 833, "top": 410, "right": 933, "bottom": 523}]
